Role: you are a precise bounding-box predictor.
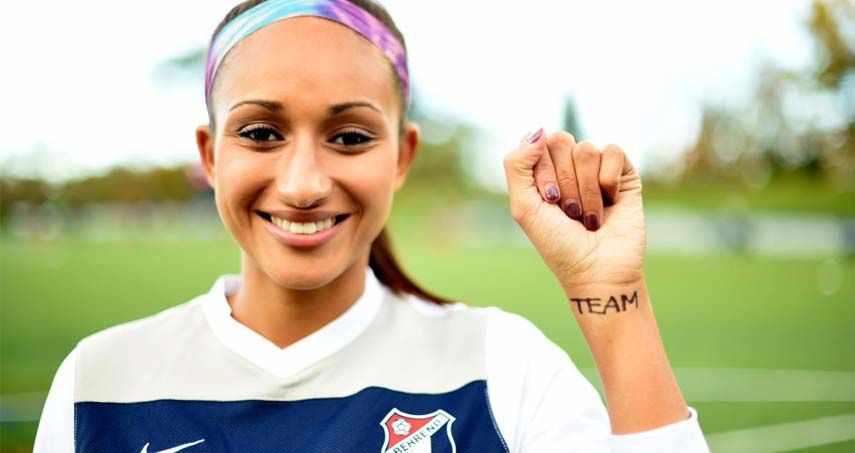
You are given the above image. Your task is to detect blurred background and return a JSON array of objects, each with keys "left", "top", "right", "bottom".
[{"left": 1, "top": 0, "right": 853, "bottom": 451}]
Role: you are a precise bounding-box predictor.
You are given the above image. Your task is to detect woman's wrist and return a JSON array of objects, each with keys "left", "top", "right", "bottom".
[
  {"left": 561, "top": 277, "right": 646, "bottom": 318},
  {"left": 562, "top": 277, "right": 690, "bottom": 433},
  {"left": 562, "top": 277, "right": 657, "bottom": 359}
]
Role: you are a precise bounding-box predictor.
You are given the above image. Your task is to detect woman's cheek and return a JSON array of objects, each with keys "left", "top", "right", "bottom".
[
  {"left": 217, "top": 151, "right": 272, "bottom": 234},
  {"left": 341, "top": 150, "right": 396, "bottom": 227}
]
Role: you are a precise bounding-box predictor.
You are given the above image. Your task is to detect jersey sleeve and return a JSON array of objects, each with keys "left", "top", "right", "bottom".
[
  {"left": 33, "top": 347, "right": 76, "bottom": 453},
  {"left": 483, "top": 308, "right": 709, "bottom": 452}
]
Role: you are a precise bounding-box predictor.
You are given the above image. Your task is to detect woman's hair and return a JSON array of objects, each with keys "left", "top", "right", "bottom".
[{"left": 209, "top": 0, "right": 452, "bottom": 305}]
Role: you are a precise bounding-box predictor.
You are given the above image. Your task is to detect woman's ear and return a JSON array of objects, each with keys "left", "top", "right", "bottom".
[
  {"left": 195, "top": 125, "right": 216, "bottom": 189},
  {"left": 394, "top": 122, "right": 420, "bottom": 191}
]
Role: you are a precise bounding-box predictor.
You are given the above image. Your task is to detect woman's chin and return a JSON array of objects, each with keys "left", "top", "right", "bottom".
[
  {"left": 252, "top": 254, "right": 350, "bottom": 290},
  {"left": 263, "top": 264, "right": 343, "bottom": 291}
]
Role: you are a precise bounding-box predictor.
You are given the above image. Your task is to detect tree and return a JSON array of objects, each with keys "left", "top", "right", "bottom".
[{"left": 674, "top": 0, "right": 854, "bottom": 189}]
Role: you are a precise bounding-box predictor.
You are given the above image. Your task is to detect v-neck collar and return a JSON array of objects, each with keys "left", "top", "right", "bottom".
[{"left": 201, "top": 267, "right": 385, "bottom": 378}]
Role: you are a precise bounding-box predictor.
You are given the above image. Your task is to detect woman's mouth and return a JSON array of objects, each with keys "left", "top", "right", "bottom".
[
  {"left": 256, "top": 210, "right": 349, "bottom": 234},
  {"left": 254, "top": 210, "right": 350, "bottom": 249}
]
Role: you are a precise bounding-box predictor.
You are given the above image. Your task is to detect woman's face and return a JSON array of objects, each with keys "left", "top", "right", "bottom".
[{"left": 196, "top": 17, "right": 419, "bottom": 290}]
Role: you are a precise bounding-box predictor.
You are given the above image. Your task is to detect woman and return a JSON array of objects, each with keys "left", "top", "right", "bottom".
[{"left": 35, "top": 0, "right": 709, "bottom": 451}]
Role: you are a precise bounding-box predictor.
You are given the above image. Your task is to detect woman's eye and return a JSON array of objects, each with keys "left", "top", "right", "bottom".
[
  {"left": 331, "top": 130, "right": 373, "bottom": 147},
  {"left": 238, "top": 125, "right": 283, "bottom": 142}
]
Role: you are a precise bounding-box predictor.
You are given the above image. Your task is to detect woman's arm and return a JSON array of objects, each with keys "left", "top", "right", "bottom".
[
  {"left": 502, "top": 129, "right": 692, "bottom": 434},
  {"left": 564, "top": 279, "right": 688, "bottom": 432}
]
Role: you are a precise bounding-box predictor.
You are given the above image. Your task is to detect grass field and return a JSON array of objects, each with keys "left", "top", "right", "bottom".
[{"left": 1, "top": 234, "right": 853, "bottom": 451}]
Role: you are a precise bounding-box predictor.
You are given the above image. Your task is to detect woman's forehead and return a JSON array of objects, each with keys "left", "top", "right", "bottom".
[{"left": 214, "top": 16, "right": 397, "bottom": 115}]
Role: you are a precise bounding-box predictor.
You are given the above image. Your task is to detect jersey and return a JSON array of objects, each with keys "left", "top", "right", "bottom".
[{"left": 34, "top": 267, "right": 710, "bottom": 452}]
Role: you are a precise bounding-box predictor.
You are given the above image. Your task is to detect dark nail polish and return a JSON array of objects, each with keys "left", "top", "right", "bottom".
[
  {"left": 545, "top": 184, "right": 560, "bottom": 202},
  {"left": 525, "top": 127, "right": 544, "bottom": 144},
  {"left": 563, "top": 200, "right": 582, "bottom": 219},
  {"left": 584, "top": 212, "right": 600, "bottom": 231}
]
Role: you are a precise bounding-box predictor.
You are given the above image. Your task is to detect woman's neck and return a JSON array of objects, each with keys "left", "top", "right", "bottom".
[{"left": 227, "top": 253, "right": 370, "bottom": 349}]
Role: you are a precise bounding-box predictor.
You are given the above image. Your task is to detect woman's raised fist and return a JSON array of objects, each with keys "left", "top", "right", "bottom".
[{"left": 502, "top": 129, "right": 647, "bottom": 292}]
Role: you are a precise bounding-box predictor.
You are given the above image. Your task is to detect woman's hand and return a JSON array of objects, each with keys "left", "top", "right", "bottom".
[{"left": 502, "top": 129, "right": 646, "bottom": 293}]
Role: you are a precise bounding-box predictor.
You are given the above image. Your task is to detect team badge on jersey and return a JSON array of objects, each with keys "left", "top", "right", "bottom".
[{"left": 380, "top": 408, "right": 457, "bottom": 453}]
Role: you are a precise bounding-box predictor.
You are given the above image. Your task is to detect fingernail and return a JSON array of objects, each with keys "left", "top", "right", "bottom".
[
  {"left": 545, "top": 184, "right": 560, "bottom": 202},
  {"left": 584, "top": 212, "right": 600, "bottom": 231},
  {"left": 563, "top": 200, "right": 582, "bottom": 219},
  {"left": 524, "top": 127, "right": 544, "bottom": 144}
]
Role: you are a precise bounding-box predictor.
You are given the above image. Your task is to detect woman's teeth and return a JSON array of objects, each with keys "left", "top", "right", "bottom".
[{"left": 271, "top": 216, "right": 335, "bottom": 235}]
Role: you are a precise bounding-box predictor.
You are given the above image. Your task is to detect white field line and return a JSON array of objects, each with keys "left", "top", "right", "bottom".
[
  {"left": 0, "top": 391, "right": 45, "bottom": 422},
  {"left": 706, "top": 413, "right": 855, "bottom": 453},
  {"left": 581, "top": 368, "right": 855, "bottom": 402},
  {"left": 676, "top": 368, "right": 855, "bottom": 402}
]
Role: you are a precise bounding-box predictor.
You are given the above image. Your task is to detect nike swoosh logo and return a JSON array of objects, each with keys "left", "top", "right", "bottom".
[{"left": 140, "top": 439, "right": 205, "bottom": 453}]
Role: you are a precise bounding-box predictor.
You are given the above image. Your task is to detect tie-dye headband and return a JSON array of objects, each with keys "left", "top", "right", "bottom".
[{"left": 205, "top": 0, "right": 410, "bottom": 108}]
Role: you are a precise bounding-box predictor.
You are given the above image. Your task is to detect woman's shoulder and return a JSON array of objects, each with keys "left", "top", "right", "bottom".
[
  {"left": 401, "top": 292, "right": 541, "bottom": 326},
  {"left": 75, "top": 292, "right": 209, "bottom": 357},
  {"left": 68, "top": 291, "right": 216, "bottom": 403},
  {"left": 396, "top": 293, "right": 555, "bottom": 349}
]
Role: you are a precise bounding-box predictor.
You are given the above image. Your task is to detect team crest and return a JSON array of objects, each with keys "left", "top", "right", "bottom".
[{"left": 380, "top": 408, "right": 456, "bottom": 453}]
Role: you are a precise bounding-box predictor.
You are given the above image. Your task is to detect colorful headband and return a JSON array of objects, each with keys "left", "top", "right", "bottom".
[{"left": 205, "top": 0, "right": 410, "bottom": 108}]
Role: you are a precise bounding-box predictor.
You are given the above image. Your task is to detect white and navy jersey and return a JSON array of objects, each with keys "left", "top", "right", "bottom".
[{"left": 35, "top": 268, "right": 709, "bottom": 452}]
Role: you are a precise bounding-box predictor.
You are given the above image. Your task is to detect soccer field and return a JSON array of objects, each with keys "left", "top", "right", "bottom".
[{"left": 1, "top": 237, "right": 853, "bottom": 452}]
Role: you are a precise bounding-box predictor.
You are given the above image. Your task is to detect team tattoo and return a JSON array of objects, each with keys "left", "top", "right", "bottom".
[{"left": 570, "top": 290, "right": 639, "bottom": 315}]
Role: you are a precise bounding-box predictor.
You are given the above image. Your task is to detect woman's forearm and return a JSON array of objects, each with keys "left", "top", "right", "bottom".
[{"left": 563, "top": 277, "right": 689, "bottom": 434}]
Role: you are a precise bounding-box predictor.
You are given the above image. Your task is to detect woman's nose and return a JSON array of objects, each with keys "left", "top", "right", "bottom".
[{"left": 275, "top": 138, "right": 333, "bottom": 208}]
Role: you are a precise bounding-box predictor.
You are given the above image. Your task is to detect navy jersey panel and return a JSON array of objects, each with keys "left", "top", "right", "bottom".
[{"left": 74, "top": 380, "right": 507, "bottom": 452}]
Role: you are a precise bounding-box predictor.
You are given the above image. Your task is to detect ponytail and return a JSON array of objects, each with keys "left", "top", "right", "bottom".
[{"left": 369, "top": 228, "right": 452, "bottom": 305}]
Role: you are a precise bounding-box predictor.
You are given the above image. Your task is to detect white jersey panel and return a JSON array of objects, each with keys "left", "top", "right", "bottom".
[{"left": 33, "top": 348, "right": 75, "bottom": 453}]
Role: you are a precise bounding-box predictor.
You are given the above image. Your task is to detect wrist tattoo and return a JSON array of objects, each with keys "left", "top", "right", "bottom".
[{"left": 570, "top": 290, "right": 639, "bottom": 315}]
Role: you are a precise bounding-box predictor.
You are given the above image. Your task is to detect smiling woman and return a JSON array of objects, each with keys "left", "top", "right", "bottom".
[{"left": 33, "top": 0, "right": 709, "bottom": 451}]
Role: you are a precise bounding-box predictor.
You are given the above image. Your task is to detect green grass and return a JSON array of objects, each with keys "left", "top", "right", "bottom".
[
  {"left": 401, "top": 243, "right": 855, "bottom": 371},
  {"left": 1, "top": 236, "right": 853, "bottom": 451}
]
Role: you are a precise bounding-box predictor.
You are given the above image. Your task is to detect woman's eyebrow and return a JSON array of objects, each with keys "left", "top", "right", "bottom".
[
  {"left": 227, "top": 100, "right": 380, "bottom": 115},
  {"left": 229, "top": 99, "right": 283, "bottom": 112},
  {"left": 328, "top": 101, "right": 382, "bottom": 115}
]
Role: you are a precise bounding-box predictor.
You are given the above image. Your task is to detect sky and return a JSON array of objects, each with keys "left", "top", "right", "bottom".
[{"left": 0, "top": 0, "right": 814, "bottom": 188}]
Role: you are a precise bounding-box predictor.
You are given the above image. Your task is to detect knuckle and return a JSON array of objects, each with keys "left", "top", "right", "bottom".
[
  {"left": 549, "top": 131, "right": 576, "bottom": 149},
  {"left": 574, "top": 141, "right": 601, "bottom": 160},
  {"left": 603, "top": 143, "right": 624, "bottom": 157}
]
